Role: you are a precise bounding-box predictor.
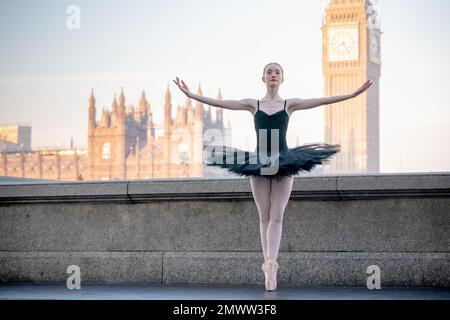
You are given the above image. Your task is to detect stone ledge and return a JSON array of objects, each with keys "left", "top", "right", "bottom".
[{"left": 0, "top": 172, "right": 449, "bottom": 204}]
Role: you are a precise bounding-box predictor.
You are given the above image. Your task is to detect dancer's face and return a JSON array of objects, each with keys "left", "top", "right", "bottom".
[{"left": 262, "top": 64, "right": 284, "bottom": 87}]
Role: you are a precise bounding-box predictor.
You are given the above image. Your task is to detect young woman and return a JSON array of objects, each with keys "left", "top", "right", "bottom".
[{"left": 173, "top": 63, "right": 372, "bottom": 291}]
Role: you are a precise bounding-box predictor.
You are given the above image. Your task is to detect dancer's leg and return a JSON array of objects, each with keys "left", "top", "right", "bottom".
[
  {"left": 250, "top": 176, "right": 271, "bottom": 262},
  {"left": 266, "top": 176, "right": 294, "bottom": 261}
]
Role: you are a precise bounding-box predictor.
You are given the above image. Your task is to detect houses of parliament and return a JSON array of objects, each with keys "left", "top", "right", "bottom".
[
  {"left": 0, "top": 85, "right": 231, "bottom": 181},
  {"left": 85, "top": 85, "right": 231, "bottom": 180},
  {"left": 0, "top": 0, "right": 381, "bottom": 181}
]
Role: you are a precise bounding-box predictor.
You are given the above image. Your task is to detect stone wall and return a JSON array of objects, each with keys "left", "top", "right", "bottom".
[{"left": 1, "top": 173, "right": 449, "bottom": 287}]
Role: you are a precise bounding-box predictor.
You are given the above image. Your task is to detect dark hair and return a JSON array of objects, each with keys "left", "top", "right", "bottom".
[{"left": 263, "top": 62, "right": 284, "bottom": 77}]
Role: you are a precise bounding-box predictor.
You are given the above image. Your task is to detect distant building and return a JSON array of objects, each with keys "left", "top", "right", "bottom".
[
  {"left": 0, "top": 125, "right": 87, "bottom": 181},
  {"left": 0, "top": 86, "right": 232, "bottom": 181},
  {"left": 86, "top": 86, "right": 232, "bottom": 180},
  {"left": 0, "top": 125, "right": 31, "bottom": 152},
  {"left": 0, "top": 147, "right": 86, "bottom": 181}
]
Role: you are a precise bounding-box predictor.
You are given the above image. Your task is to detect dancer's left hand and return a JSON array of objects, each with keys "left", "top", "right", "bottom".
[{"left": 352, "top": 80, "right": 372, "bottom": 97}]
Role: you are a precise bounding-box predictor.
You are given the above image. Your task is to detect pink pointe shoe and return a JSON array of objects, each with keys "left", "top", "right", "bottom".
[{"left": 262, "top": 259, "right": 279, "bottom": 291}]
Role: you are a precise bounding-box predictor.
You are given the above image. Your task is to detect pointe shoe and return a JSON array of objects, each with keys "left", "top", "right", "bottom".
[
  {"left": 261, "top": 262, "right": 268, "bottom": 287},
  {"left": 262, "top": 259, "right": 279, "bottom": 291}
]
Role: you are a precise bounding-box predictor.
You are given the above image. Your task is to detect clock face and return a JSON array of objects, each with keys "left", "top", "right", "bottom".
[{"left": 328, "top": 26, "right": 359, "bottom": 61}]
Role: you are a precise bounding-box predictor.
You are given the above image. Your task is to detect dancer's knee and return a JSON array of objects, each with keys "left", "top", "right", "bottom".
[
  {"left": 269, "top": 210, "right": 284, "bottom": 224},
  {"left": 259, "top": 212, "right": 270, "bottom": 225}
]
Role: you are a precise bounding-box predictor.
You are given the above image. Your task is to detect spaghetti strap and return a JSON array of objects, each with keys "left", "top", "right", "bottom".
[
  {"left": 257, "top": 100, "right": 259, "bottom": 110},
  {"left": 284, "top": 99, "right": 287, "bottom": 110}
]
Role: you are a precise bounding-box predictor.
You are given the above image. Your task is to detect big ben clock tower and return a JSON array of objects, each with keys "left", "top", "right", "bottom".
[{"left": 322, "top": 0, "right": 381, "bottom": 173}]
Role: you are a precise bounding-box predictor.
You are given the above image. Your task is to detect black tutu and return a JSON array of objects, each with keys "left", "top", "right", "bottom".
[{"left": 203, "top": 142, "right": 341, "bottom": 181}]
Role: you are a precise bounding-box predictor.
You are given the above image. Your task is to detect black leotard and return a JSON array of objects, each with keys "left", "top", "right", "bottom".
[{"left": 254, "top": 99, "right": 289, "bottom": 155}]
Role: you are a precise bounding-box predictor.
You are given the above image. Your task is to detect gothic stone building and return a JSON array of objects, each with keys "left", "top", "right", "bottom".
[
  {"left": 0, "top": 86, "right": 231, "bottom": 181},
  {"left": 87, "top": 85, "right": 231, "bottom": 180}
]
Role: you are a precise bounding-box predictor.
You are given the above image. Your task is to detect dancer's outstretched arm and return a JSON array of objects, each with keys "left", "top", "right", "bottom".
[
  {"left": 287, "top": 80, "right": 372, "bottom": 112},
  {"left": 173, "top": 77, "right": 254, "bottom": 112}
]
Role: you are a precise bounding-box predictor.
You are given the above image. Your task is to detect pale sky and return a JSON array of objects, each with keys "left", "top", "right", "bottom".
[{"left": 0, "top": 0, "right": 449, "bottom": 173}]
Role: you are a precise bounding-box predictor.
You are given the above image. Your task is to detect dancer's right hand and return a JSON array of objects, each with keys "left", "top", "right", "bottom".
[{"left": 173, "top": 77, "right": 192, "bottom": 97}]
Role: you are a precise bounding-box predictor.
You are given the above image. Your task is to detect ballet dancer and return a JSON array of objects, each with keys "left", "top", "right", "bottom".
[{"left": 173, "top": 63, "right": 372, "bottom": 291}]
